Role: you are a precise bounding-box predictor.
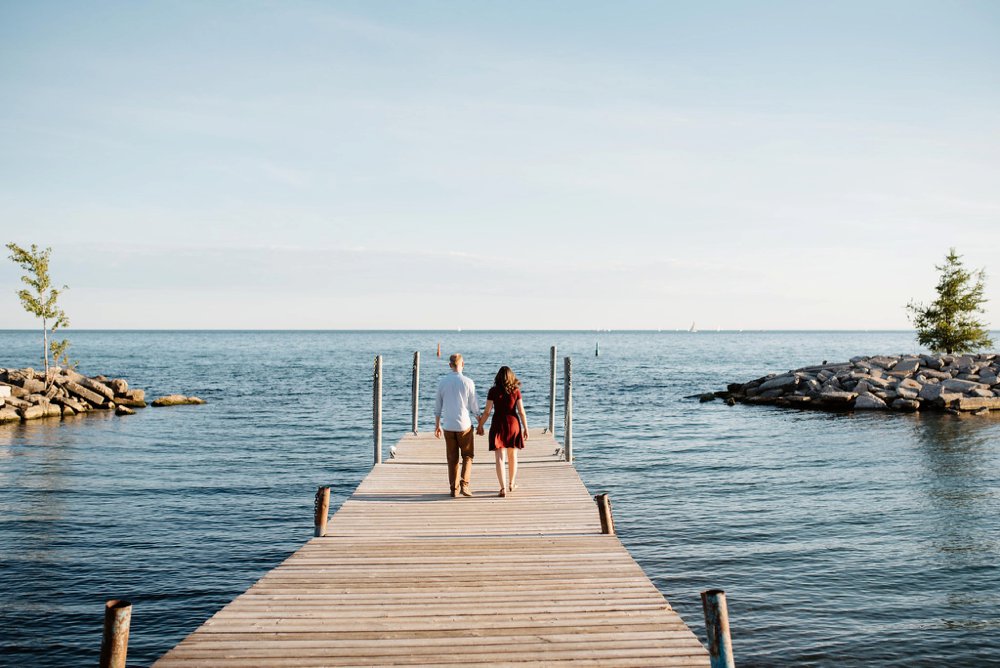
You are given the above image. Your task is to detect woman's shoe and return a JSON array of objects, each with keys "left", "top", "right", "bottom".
[
  {"left": 498, "top": 489, "right": 506, "bottom": 497},
  {"left": 508, "top": 483, "right": 518, "bottom": 492}
]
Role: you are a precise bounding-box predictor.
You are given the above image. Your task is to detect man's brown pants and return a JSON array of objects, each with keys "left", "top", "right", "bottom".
[{"left": 444, "top": 428, "right": 475, "bottom": 492}]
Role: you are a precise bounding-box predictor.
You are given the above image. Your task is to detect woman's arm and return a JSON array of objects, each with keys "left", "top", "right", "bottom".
[
  {"left": 516, "top": 398, "right": 529, "bottom": 440},
  {"left": 477, "top": 400, "right": 493, "bottom": 433}
]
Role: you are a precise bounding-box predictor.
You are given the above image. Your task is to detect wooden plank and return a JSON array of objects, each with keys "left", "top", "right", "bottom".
[{"left": 154, "top": 431, "right": 708, "bottom": 666}]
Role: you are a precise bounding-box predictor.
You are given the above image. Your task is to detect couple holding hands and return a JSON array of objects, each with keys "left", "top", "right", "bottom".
[{"left": 433, "top": 353, "right": 528, "bottom": 498}]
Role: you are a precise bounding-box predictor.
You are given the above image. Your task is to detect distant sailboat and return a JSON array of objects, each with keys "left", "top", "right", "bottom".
[{"left": 689, "top": 322, "right": 697, "bottom": 333}]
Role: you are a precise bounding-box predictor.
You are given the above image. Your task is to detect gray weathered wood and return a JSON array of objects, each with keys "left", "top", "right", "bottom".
[{"left": 155, "top": 424, "right": 707, "bottom": 667}]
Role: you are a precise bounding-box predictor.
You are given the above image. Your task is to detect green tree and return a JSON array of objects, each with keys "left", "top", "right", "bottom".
[
  {"left": 907, "top": 248, "right": 993, "bottom": 354},
  {"left": 6, "top": 243, "right": 72, "bottom": 384}
]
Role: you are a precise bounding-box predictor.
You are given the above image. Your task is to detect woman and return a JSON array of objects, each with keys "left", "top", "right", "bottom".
[{"left": 476, "top": 366, "right": 529, "bottom": 497}]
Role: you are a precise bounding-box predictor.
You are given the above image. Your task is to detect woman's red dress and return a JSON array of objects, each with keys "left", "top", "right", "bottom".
[{"left": 488, "top": 386, "right": 524, "bottom": 451}]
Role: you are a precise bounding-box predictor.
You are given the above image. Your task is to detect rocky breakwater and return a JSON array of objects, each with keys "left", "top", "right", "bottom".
[
  {"left": 717, "top": 353, "right": 1000, "bottom": 414},
  {"left": 0, "top": 367, "right": 205, "bottom": 423}
]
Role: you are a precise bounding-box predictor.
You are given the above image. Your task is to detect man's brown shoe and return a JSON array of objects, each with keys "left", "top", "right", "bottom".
[
  {"left": 450, "top": 489, "right": 458, "bottom": 498},
  {"left": 459, "top": 485, "right": 472, "bottom": 497}
]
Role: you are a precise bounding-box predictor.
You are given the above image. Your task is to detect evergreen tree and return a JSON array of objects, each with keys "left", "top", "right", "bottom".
[
  {"left": 6, "top": 243, "right": 72, "bottom": 384},
  {"left": 907, "top": 248, "right": 993, "bottom": 354}
]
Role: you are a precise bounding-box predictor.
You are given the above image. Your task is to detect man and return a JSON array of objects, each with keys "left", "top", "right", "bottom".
[{"left": 434, "top": 353, "right": 481, "bottom": 498}]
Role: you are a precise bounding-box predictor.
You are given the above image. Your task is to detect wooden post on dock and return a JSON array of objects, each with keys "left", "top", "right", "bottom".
[
  {"left": 412, "top": 351, "right": 420, "bottom": 434},
  {"left": 594, "top": 493, "right": 615, "bottom": 534},
  {"left": 548, "top": 345, "right": 556, "bottom": 434},
  {"left": 99, "top": 599, "right": 132, "bottom": 668},
  {"left": 564, "top": 356, "right": 573, "bottom": 463},
  {"left": 314, "top": 486, "right": 330, "bottom": 537},
  {"left": 701, "top": 589, "right": 736, "bottom": 668},
  {"left": 373, "top": 355, "right": 383, "bottom": 465}
]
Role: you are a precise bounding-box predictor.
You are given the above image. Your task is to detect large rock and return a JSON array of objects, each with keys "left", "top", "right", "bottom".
[
  {"left": 20, "top": 404, "right": 62, "bottom": 420},
  {"left": 897, "top": 377, "right": 923, "bottom": 391},
  {"left": 940, "top": 378, "right": 989, "bottom": 393},
  {"left": 110, "top": 378, "right": 129, "bottom": 396},
  {"left": 892, "top": 398, "right": 920, "bottom": 412},
  {"left": 918, "top": 384, "right": 961, "bottom": 406},
  {"left": 820, "top": 390, "right": 857, "bottom": 404},
  {"left": 0, "top": 406, "right": 20, "bottom": 422},
  {"left": 854, "top": 392, "right": 887, "bottom": 410},
  {"left": 0, "top": 384, "right": 10, "bottom": 398},
  {"left": 896, "top": 387, "right": 919, "bottom": 400},
  {"left": 954, "top": 397, "right": 1000, "bottom": 411},
  {"left": 152, "top": 395, "right": 206, "bottom": 407},
  {"left": 920, "top": 369, "right": 952, "bottom": 380},
  {"left": 894, "top": 358, "right": 921, "bottom": 373},
  {"left": 65, "top": 382, "right": 106, "bottom": 406},
  {"left": 78, "top": 377, "right": 115, "bottom": 401},
  {"left": 114, "top": 397, "right": 147, "bottom": 408},
  {"left": 21, "top": 378, "right": 46, "bottom": 394},
  {"left": 115, "top": 405, "right": 135, "bottom": 416},
  {"left": 759, "top": 374, "right": 798, "bottom": 392},
  {"left": 125, "top": 389, "right": 145, "bottom": 402}
]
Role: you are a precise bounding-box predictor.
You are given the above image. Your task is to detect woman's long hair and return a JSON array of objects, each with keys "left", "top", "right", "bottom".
[{"left": 494, "top": 366, "right": 520, "bottom": 395}]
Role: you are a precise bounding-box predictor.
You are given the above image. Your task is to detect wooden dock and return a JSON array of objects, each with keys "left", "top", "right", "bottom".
[{"left": 154, "top": 429, "right": 710, "bottom": 667}]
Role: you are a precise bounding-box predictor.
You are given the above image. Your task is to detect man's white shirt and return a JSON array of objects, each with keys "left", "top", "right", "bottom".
[{"left": 435, "top": 371, "right": 480, "bottom": 431}]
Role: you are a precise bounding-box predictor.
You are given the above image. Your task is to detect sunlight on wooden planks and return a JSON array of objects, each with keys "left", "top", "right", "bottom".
[{"left": 155, "top": 431, "right": 709, "bottom": 667}]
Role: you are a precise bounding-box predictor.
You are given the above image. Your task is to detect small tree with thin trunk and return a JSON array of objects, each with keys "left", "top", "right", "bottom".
[
  {"left": 6, "top": 243, "right": 72, "bottom": 384},
  {"left": 906, "top": 248, "right": 993, "bottom": 354}
]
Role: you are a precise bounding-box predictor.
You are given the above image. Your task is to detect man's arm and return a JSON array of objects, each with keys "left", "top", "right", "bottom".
[{"left": 434, "top": 386, "right": 443, "bottom": 438}]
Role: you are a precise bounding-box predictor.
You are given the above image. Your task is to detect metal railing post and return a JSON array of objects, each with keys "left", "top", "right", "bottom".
[
  {"left": 564, "top": 356, "right": 572, "bottom": 463},
  {"left": 701, "top": 589, "right": 736, "bottom": 668},
  {"left": 548, "top": 345, "right": 556, "bottom": 434},
  {"left": 412, "top": 351, "right": 420, "bottom": 435},
  {"left": 373, "top": 355, "right": 382, "bottom": 465},
  {"left": 99, "top": 599, "right": 132, "bottom": 668}
]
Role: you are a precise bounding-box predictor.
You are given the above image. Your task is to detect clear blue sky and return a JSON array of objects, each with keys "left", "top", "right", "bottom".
[{"left": 2, "top": 0, "right": 998, "bottom": 329}]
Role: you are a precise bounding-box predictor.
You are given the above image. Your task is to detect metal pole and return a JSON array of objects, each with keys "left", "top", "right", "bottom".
[
  {"left": 548, "top": 345, "right": 556, "bottom": 435},
  {"left": 701, "top": 589, "right": 736, "bottom": 668},
  {"left": 314, "top": 486, "right": 330, "bottom": 537},
  {"left": 594, "top": 493, "right": 615, "bottom": 534},
  {"left": 373, "top": 355, "right": 382, "bottom": 465},
  {"left": 412, "top": 351, "right": 420, "bottom": 435},
  {"left": 99, "top": 599, "right": 132, "bottom": 668},
  {"left": 564, "top": 356, "right": 572, "bottom": 463}
]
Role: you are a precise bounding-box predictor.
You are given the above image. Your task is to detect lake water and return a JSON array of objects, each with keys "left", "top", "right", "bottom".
[{"left": 1, "top": 330, "right": 998, "bottom": 667}]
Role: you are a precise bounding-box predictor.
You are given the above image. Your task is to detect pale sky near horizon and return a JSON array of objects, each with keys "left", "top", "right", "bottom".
[{"left": 2, "top": 1, "right": 999, "bottom": 330}]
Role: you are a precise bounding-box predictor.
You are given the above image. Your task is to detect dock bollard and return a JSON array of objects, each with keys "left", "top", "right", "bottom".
[
  {"left": 99, "top": 599, "right": 132, "bottom": 668},
  {"left": 547, "top": 345, "right": 556, "bottom": 434},
  {"left": 412, "top": 351, "right": 420, "bottom": 434},
  {"left": 564, "top": 357, "right": 573, "bottom": 463},
  {"left": 594, "top": 493, "right": 615, "bottom": 535},
  {"left": 701, "top": 589, "right": 736, "bottom": 668},
  {"left": 373, "top": 355, "right": 382, "bottom": 465},
  {"left": 314, "top": 486, "right": 331, "bottom": 537}
]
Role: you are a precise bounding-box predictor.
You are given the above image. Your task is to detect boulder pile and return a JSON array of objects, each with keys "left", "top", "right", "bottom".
[
  {"left": 0, "top": 367, "right": 205, "bottom": 422},
  {"left": 713, "top": 353, "right": 1000, "bottom": 413}
]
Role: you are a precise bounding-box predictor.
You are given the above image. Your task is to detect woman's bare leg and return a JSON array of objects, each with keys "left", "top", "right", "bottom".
[
  {"left": 507, "top": 449, "right": 518, "bottom": 490},
  {"left": 494, "top": 449, "right": 507, "bottom": 494}
]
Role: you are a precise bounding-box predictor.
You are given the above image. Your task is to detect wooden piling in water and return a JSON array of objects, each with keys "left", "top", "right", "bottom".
[
  {"left": 314, "top": 486, "right": 330, "bottom": 537},
  {"left": 373, "top": 355, "right": 382, "bottom": 465},
  {"left": 595, "top": 493, "right": 615, "bottom": 534},
  {"left": 701, "top": 589, "right": 736, "bottom": 668},
  {"left": 411, "top": 351, "right": 420, "bottom": 435},
  {"left": 99, "top": 599, "right": 131, "bottom": 668},
  {"left": 548, "top": 345, "right": 556, "bottom": 434},
  {"left": 564, "top": 356, "right": 573, "bottom": 462}
]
